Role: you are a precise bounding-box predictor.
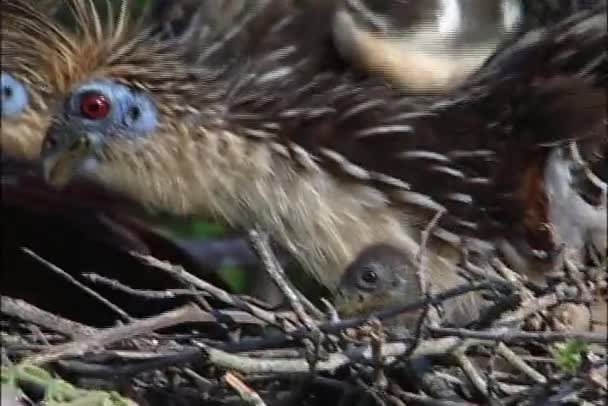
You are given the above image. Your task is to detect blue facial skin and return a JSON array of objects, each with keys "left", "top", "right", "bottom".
[
  {"left": 1, "top": 71, "right": 29, "bottom": 118},
  {"left": 64, "top": 79, "right": 159, "bottom": 141}
]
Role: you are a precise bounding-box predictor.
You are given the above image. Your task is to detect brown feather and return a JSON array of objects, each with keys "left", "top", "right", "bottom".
[{"left": 40, "top": 3, "right": 607, "bottom": 288}]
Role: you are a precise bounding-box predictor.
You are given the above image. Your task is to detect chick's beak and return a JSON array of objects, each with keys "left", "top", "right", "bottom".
[{"left": 41, "top": 128, "right": 95, "bottom": 189}]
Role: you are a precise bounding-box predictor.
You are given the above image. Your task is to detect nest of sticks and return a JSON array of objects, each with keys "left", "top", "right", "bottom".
[{"left": 2, "top": 198, "right": 606, "bottom": 406}]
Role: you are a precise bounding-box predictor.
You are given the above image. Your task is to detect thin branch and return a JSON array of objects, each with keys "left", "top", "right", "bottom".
[
  {"left": 134, "top": 253, "right": 295, "bottom": 331},
  {"left": 196, "top": 337, "right": 465, "bottom": 374},
  {"left": 430, "top": 327, "right": 607, "bottom": 345},
  {"left": 249, "top": 227, "right": 319, "bottom": 331},
  {"left": 223, "top": 371, "right": 267, "bottom": 406},
  {"left": 496, "top": 343, "right": 547, "bottom": 384},
  {"left": 81, "top": 273, "right": 208, "bottom": 300},
  {"left": 25, "top": 304, "right": 210, "bottom": 365},
  {"left": 1, "top": 297, "right": 98, "bottom": 338},
  {"left": 453, "top": 345, "right": 488, "bottom": 398},
  {"left": 22, "top": 248, "right": 132, "bottom": 322}
]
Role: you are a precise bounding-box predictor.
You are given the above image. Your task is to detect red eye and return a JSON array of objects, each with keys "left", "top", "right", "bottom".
[{"left": 80, "top": 92, "right": 110, "bottom": 119}]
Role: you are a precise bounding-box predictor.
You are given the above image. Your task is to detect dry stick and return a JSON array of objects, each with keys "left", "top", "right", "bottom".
[
  {"left": 453, "top": 345, "right": 489, "bottom": 398},
  {"left": 249, "top": 227, "right": 318, "bottom": 331},
  {"left": 406, "top": 209, "right": 446, "bottom": 356},
  {"left": 25, "top": 304, "right": 209, "bottom": 365},
  {"left": 389, "top": 383, "right": 474, "bottom": 406},
  {"left": 220, "top": 281, "right": 502, "bottom": 352},
  {"left": 82, "top": 273, "right": 208, "bottom": 300},
  {"left": 223, "top": 371, "right": 267, "bottom": 406},
  {"left": 491, "top": 258, "right": 535, "bottom": 301},
  {"left": 563, "top": 257, "right": 593, "bottom": 301},
  {"left": 22, "top": 248, "right": 132, "bottom": 322},
  {"left": 430, "top": 327, "right": 607, "bottom": 345},
  {"left": 1, "top": 297, "right": 98, "bottom": 338},
  {"left": 196, "top": 337, "right": 464, "bottom": 374},
  {"left": 252, "top": 227, "right": 325, "bottom": 323},
  {"left": 369, "top": 320, "right": 388, "bottom": 388},
  {"left": 493, "top": 293, "right": 560, "bottom": 327},
  {"left": 496, "top": 343, "right": 547, "bottom": 384},
  {"left": 134, "top": 254, "right": 291, "bottom": 330}
]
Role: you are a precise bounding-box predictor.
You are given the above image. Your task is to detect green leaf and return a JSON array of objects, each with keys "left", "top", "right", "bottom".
[{"left": 552, "top": 339, "right": 589, "bottom": 374}]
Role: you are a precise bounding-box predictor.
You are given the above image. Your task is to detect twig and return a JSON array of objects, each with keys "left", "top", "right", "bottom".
[
  {"left": 430, "top": 327, "right": 607, "bottom": 344},
  {"left": 493, "top": 293, "right": 560, "bottom": 327},
  {"left": 196, "top": 337, "right": 465, "bottom": 374},
  {"left": 491, "top": 258, "right": 535, "bottom": 301},
  {"left": 453, "top": 345, "right": 488, "bottom": 398},
  {"left": 368, "top": 319, "right": 387, "bottom": 388},
  {"left": 1, "top": 297, "right": 98, "bottom": 338},
  {"left": 22, "top": 248, "right": 132, "bottom": 322},
  {"left": 390, "top": 383, "right": 474, "bottom": 406},
  {"left": 134, "top": 254, "right": 294, "bottom": 330},
  {"left": 25, "top": 304, "right": 210, "bottom": 365},
  {"left": 496, "top": 343, "right": 547, "bottom": 384},
  {"left": 223, "top": 371, "right": 267, "bottom": 406},
  {"left": 81, "top": 273, "right": 207, "bottom": 300},
  {"left": 221, "top": 281, "right": 505, "bottom": 352},
  {"left": 249, "top": 227, "right": 318, "bottom": 331},
  {"left": 322, "top": 298, "right": 340, "bottom": 323}
]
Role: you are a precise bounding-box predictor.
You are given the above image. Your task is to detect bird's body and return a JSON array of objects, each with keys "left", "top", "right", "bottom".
[{"left": 37, "top": 1, "right": 606, "bottom": 290}]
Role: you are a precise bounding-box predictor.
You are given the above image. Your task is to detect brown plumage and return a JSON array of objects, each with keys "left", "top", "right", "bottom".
[
  {"left": 0, "top": 0, "right": 248, "bottom": 161},
  {"left": 332, "top": 0, "right": 606, "bottom": 94},
  {"left": 1, "top": 0, "right": 256, "bottom": 278},
  {"left": 1, "top": 0, "right": 63, "bottom": 160},
  {"left": 332, "top": 0, "right": 523, "bottom": 93},
  {"left": 38, "top": 1, "right": 606, "bottom": 291}
]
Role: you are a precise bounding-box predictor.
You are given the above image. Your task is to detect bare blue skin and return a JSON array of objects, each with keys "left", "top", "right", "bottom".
[
  {"left": 1, "top": 71, "right": 29, "bottom": 118},
  {"left": 62, "top": 79, "right": 159, "bottom": 139},
  {"left": 42, "top": 79, "right": 159, "bottom": 179}
]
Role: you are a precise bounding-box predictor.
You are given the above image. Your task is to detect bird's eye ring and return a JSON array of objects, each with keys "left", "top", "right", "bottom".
[{"left": 80, "top": 92, "right": 110, "bottom": 120}]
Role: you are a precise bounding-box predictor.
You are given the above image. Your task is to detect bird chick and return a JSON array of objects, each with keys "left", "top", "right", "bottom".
[
  {"left": 40, "top": 2, "right": 606, "bottom": 290},
  {"left": 335, "top": 243, "right": 486, "bottom": 331}
]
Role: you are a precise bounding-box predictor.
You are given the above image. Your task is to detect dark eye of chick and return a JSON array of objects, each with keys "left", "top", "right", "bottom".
[{"left": 358, "top": 266, "right": 379, "bottom": 289}]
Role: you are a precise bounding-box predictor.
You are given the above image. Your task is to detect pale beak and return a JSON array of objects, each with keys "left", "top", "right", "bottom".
[{"left": 42, "top": 134, "right": 93, "bottom": 189}]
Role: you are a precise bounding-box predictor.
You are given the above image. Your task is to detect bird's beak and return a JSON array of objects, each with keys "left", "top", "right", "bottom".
[{"left": 42, "top": 133, "right": 94, "bottom": 189}]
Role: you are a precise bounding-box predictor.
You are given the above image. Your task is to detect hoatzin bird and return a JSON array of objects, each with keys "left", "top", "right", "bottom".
[
  {"left": 1, "top": 0, "right": 266, "bottom": 322},
  {"left": 38, "top": 1, "right": 606, "bottom": 293}
]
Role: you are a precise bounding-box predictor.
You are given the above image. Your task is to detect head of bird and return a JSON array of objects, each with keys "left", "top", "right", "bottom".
[
  {"left": 334, "top": 243, "right": 423, "bottom": 323},
  {"left": 0, "top": 0, "right": 68, "bottom": 161},
  {"left": 39, "top": 0, "right": 331, "bottom": 219},
  {"left": 35, "top": 0, "right": 219, "bottom": 203}
]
